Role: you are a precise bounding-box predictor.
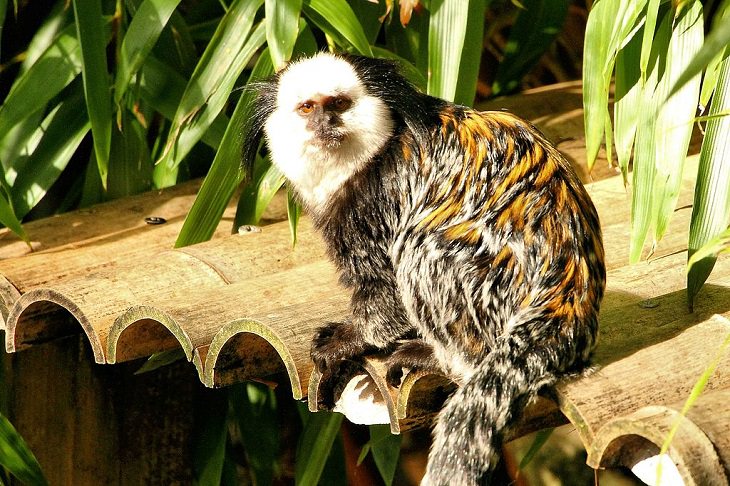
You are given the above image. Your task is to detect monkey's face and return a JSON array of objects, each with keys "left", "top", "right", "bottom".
[{"left": 263, "top": 53, "right": 395, "bottom": 209}]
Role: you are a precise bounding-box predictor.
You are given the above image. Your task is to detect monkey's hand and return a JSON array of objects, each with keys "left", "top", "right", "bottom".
[
  {"left": 385, "top": 339, "right": 443, "bottom": 388},
  {"left": 311, "top": 320, "right": 378, "bottom": 373}
]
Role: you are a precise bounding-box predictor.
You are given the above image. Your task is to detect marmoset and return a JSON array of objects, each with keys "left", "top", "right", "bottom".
[{"left": 244, "top": 53, "right": 606, "bottom": 485}]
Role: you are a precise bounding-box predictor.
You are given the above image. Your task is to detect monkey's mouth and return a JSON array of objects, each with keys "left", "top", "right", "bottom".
[{"left": 313, "top": 127, "right": 347, "bottom": 149}]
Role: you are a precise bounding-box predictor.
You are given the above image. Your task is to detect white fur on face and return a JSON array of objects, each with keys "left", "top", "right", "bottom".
[{"left": 263, "top": 52, "right": 394, "bottom": 212}]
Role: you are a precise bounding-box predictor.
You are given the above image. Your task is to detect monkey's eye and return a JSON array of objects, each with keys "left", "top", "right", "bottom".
[
  {"left": 298, "top": 101, "right": 315, "bottom": 115},
  {"left": 331, "top": 96, "right": 352, "bottom": 112}
]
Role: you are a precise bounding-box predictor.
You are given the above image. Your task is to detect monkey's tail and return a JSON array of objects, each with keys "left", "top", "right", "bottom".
[{"left": 422, "top": 342, "right": 562, "bottom": 486}]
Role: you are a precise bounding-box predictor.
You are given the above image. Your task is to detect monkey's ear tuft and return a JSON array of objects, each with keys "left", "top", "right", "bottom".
[{"left": 240, "top": 77, "right": 278, "bottom": 183}]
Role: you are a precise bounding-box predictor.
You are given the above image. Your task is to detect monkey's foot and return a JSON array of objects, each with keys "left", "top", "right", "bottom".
[
  {"left": 311, "top": 320, "right": 375, "bottom": 373},
  {"left": 385, "top": 339, "right": 443, "bottom": 387}
]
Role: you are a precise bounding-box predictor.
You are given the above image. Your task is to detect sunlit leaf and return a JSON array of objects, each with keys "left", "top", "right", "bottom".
[
  {"left": 175, "top": 50, "right": 274, "bottom": 247},
  {"left": 266, "top": 0, "right": 302, "bottom": 70},
  {"left": 687, "top": 55, "right": 730, "bottom": 307},
  {"left": 302, "top": 0, "right": 373, "bottom": 55},
  {"left": 687, "top": 226, "right": 730, "bottom": 270},
  {"left": 614, "top": 26, "right": 642, "bottom": 180},
  {"left": 159, "top": 0, "right": 264, "bottom": 170},
  {"left": 73, "top": 0, "right": 112, "bottom": 188},
  {"left": 427, "top": 0, "right": 468, "bottom": 102},
  {"left": 115, "top": 0, "right": 182, "bottom": 105},
  {"left": 235, "top": 158, "right": 286, "bottom": 226}
]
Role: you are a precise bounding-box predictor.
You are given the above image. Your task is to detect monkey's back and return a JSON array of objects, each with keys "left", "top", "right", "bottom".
[{"left": 394, "top": 106, "right": 606, "bottom": 379}]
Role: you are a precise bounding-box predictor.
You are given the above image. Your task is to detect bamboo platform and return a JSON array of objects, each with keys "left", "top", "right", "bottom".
[{"left": 1, "top": 81, "right": 728, "bottom": 485}]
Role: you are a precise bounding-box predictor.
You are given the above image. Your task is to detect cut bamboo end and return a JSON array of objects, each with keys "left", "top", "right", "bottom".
[
  {"left": 588, "top": 405, "right": 728, "bottom": 486},
  {"left": 201, "top": 319, "right": 304, "bottom": 399},
  {"left": 6, "top": 288, "right": 105, "bottom": 363},
  {"left": 107, "top": 305, "right": 194, "bottom": 364},
  {"left": 0, "top": 275, "right": 21, "bottom": 330},
  {"left": 397, "top": 370, "right": 455, "bottom": 429}
]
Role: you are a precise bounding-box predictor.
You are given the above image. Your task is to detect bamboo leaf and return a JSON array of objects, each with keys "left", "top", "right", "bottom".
[
  {"left": 73, "top": 0, "right": 112, "bottom": 188},
  {"left": 295, "top": 411, "right": 343, "bottom": 486},
  {"left": 652, "top": 1, "right": 703, "bottom": 243},
  {"left": 302, "top": 0, "right": 373, "bottom": 55},
  {"left": 106, "top": 112, "right": 153, "bottom": 199},
  {"left": 265, "top": 0, "right": 302, "bottom": 70},
  {"left": 687, "top": 55, "right": 730, "bottom": 308},
  {"left": 159, "top": 0, "right": 264, "bottom": 170},
  {"left": 235, "top": 158, "right": 286, "bottom": 226},
  {"left": 10, "top": 83, "right": 90, "bottom": 218},
  {"left": 614, "top": 25, "right": 642, "bottom": 180},
  {"left": 175, "top": 50, "right": 274, "bottom": 247},
  {"left": 493, "top": 0, "right": 569, "bottom": 97},
  {"left": 517, "top": 428, "right": 554, "bottom": 471},
  {"left": 193, "top": 391, "right": 228, "bottom": 486},
  {"left": 629, "top": 7, "right": 673, "bottom": 263},
  {"left": 453, "top": 0, "right": 487, "bottom": 107},
  {"left": 427, "top": 0, "right": 469, "bottom": 102},
  {"left": 287, "top": 189, "right": 301, "bottom": 245},
  {"left": 0, "top": 412, "right": 48, "bottom": 486},
  {"left": 668, "top": 1, "right": 730, "bottom": 101},
  {"left": 347, "top": 0, "right": 385, "bottom": 45},
  {"left": 0, "top": 185, "right": 29, "bottom": 246},
  {"left": 0, "top": 23, "right": 87, "bottom": 143},
  {"left": 367, "top": 425, "right": 401, "bottom": 486},
  {"left": 687, "top": 226, "right": 730, "bottom": 270},
  {"left": 115, "top": 0, "right": 182, "bottom": 105},
  {"left": 639, "top": 0, "right": 661, "bottom": 78}
]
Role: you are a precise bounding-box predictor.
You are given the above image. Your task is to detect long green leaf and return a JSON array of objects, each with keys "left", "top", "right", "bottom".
[
  {"left": 687, "top": 55, "right": 730, "bottom": 308},
  {"left": 427, "top": 0, "right": 469, "bottom": 102},
  {"left": 175, "top": 50, "right": 274, "bottom": 247},
  {"left": 0, "top": 412, "right": 48, "bottom": 486},
  {"left": 493, "top": 0, "right": 569, "bottom": 97},
  {"left": 235, "top": 159, "right": 286, "bottom": 226},
  {"left": 652, "top": 1, "right": 703, "bottom": 242},
  {"left": 106, "top": 112, "right": 153, "bottom": 199},
  {"left": 613, "top": 25, "right": 642, "bottom": 181},
  {"left": 453, "top": 0, "right": 487, "bottom": 106},
  {"left": 266, "top": 0, "right": 302, "bottom": 70},
  {"left": 687, "top": 226, "right": 730, "bottom": 270},
  {"left": 629, "top": 7, "right": 672, "bottom": 263},
  {"left": 295, "top": 411, "right": 343, "bottom": 486},
  {"left": 0, "top": 23, "right": 86, "bottom": 144},
  {"left": 193, "top": 391, "right": 228, "bottom": 486},
  {"left": 10, "top": 85, "right": 90, "bottom": 218},
  {"left": 73, "top": 0, "right": 112, "bottom": 188},
  {"left": 668, "top": 0, "right": 730, "bottom": 100},
  {"left": 159, "top": 0, "right": 264, "bottom": 170},
  {"left": 368, "top": 425, "right": 401, "bottom": 486},
  {"left": 114, "top": 0, "right": 182, "bottom": 105},
  {"left": 302, "top": 0, "right": 373, "bottom": 55},
  {"left": 0, "top": 183, "right": 29, "bottom": 245}
]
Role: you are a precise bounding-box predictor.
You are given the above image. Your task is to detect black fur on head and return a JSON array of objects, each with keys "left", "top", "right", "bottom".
[{"left": 239, "top": 77, "right": 277, "bottom": 183}]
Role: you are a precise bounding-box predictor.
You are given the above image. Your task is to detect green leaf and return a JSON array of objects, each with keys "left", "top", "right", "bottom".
[
  {"left": 0, "top": 189, "right": 29, "bottom": 246},
  {"left": 175, "top": 50, "right": 275, "bottom": 247},
  {"left": 134, "top": 348, "right": 187, "bottom": 374},
  {"left": 453, "top": 0, "right": 487, "bottom": 107},
  {"left": 193, "top": 391, "right": 228, "bottom": 486},
  {"left": 159, "top": 0, "right": 265, "bottom": 170},
  {"left": 517, "top": 428, "right": 554, "bottom": 471},
  {"left": 114, "top": 0, "right": 183, "bottom": 105},
  {"left": 687, "top": 55, "right": 730, "bottom": 308},
  {"left": 687, "top": 226, "right": 730, "bottom": 270},
  {"left": 652, "top": 1, "right": 704, "bottom": 242},
  {"left": 106, "top": 112, "right": 153, "bottom": 199},
  {"left": 229, "top": 383, "right": 280, "bottom": 485},
  {"left": 0, "top": 23, "right": 86, "bottom": 143},
  {"left": 371, "top": 46, "right": 427, "bottom": 91},
  {"left": 287, "top": 189, "right": 302, "bottom": 245},
  {"left": 614, "top": 24, "right": 642, "bottom": 180},
  {"left": 10, "top": 84, "right": 90, "bottom": 218},
  {"left": 266, "top": 0, "right": 302, "bottom": 70},
  {"left": 0, "top": 412, "right": 48, "bottom": 486},
  {"left": 427, "top": 0, "right": 469, "bottom": 102},
  {"left": 139, "top": 55, "right": 227, "bottom": 150},
  {"left": 295, "top": 411, "right": 343, "bottom": 486},
  {"left": 347, "top": 0, "right": 385, "bottom": 45},
  {"left": 628, "top": 6, "right": 672, "bottom": 263},
  {"left": 367, "top": 425, "right": 401, "bottom": 486},
  {"left": 235, "top": 158, "right": 286, "bottom": 226},
  {"left": 668, "top": 1, "right": 730, "bottom": 101},
  {"left": 302, "top": 0, "right": 373, "bottom": 56},
  {"left": 493, "top": 0, "right": 569, "bottom": 97},
  {"left": 73, "top": 0, "right": 112, "bottom": 189},
  {"left": 639, "top": 0, "right": 661, "bottom": 79}
]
